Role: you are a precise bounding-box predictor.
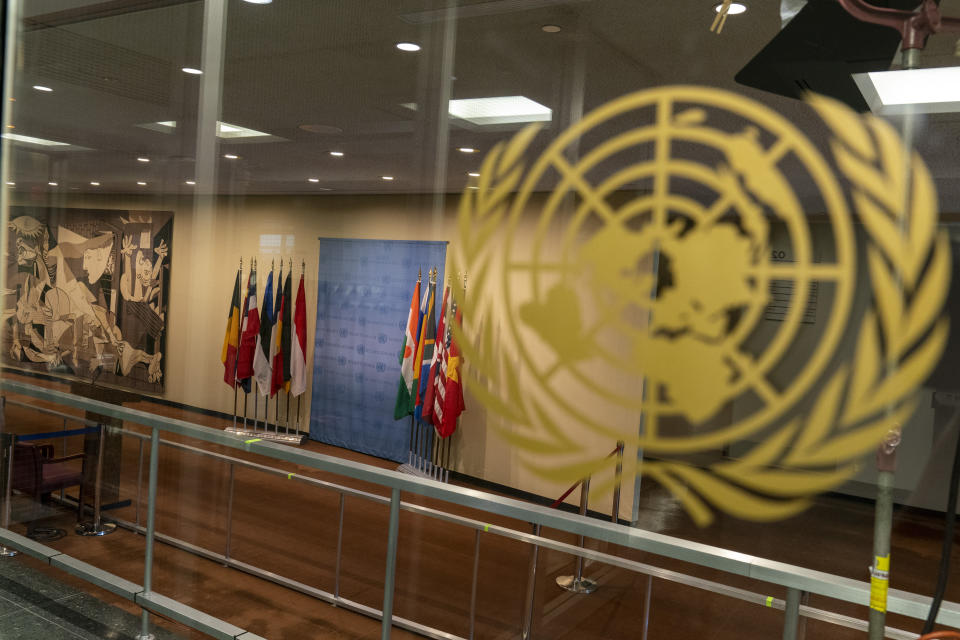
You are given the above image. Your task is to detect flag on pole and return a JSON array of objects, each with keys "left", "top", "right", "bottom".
[
  {"left": 280, "top": 268, "right": 293, "bottom": 392},
  {"left": 236, "top": 266, "right": 260, "bottom": 393},
  {"left": 290, "top": 272, "right": 308, "bottom": 397},
  {"left": 421, "top": 284, "right": 448, "bottom": 426},
  {"left": 438, "top": 301, "right": 465, "bottom": 438},
  {"left": 253, "top": 268, "right": 274, "bottom": 396},
  {"left": 270, "top": 264, "right": 285, "bottom": 396},
  {"left": 220, "top": 270, "right": 241, "bottom": 387},
  {"left": 393, "top": 276, "right": 421, "bottom": 419},
  {"left": 413, "top": 276, "right": 437, "bottom": 422}
]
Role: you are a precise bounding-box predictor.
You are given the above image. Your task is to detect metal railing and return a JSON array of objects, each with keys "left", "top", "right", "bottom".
[{"left": 2, "top": 378, "right": 959, "bottom": 640}]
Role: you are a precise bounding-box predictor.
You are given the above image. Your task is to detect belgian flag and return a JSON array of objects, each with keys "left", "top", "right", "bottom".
[{"left": 220, "top": 270, "right": 241, "bottom": 387}]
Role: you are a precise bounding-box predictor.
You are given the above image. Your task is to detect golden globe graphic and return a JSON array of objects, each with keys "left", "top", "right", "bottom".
[{"left": 453, "top": 86, "right": 951, "bottom": 525}]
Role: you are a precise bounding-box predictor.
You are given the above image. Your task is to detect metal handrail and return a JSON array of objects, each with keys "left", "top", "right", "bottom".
[
  {"left": 113, "top": 427, "right": 917, "bottom": 639},
  {"left": 2, "top": 378, "right": 960, "bottom": 631}
]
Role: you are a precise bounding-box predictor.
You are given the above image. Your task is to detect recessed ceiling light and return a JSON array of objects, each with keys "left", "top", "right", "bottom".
[
  {"left": 182, "top": 67, "right": 203, "bottom": 75},
  {"left": 468, "top": 172, "right": 480, "bottom": 177},
  {"left": 458, "top": 147, "right": 476, "bottom": 153},
  {"left": 714, "top": 2, "right": 747, "bottom": 14},
  {"left": 48, "top": 182, "right": 57, "bottom": 186},
  {"left": 468, "top": 186, "right": 479, "bottom": 190},
  {"left": 308, "top": 178, "right": 320, "bottom": 183},
  {"left": 224, "top": 154, "right": 238, "bottom": 159},
  {"left": 185, "top": 180, "right": 196, "bottom": 185},
  {"left": 137, "top": 157, "right": 150, "bottom": 162},
  {"left": 853, "top": 67, "right": 960, "bottom": 115},
  {"left": 382, "top": 176, "right": 394, "bottom": 181},
  {"left": 541, "top": 24, "right": 562, "bottom": 33},
  {"left": 329, "top": 151, "right": 344, "bottom": 157},
  {"left": 5, "top": 182, "right": 14, "bottom": 186},
  {"left": 6, "top": 125, "right": 13, "bottom": 129},
  {"left": 32, "top": 85, "right": 53, "bottom": 92},
  {"left": 137, "top": 181, "right": 147, "bottom": 186},
  {"left": 242, "top": 0, "right": 272, "bottom": 3},
  {"left": 396, "top": 42, "right": 421, "bottom": 52},
  {"left": 2, "top": 133, "right": 70, "bottom": 146},
  {"left": 90, "top": 181, "right": 100, "bottom": 186}
]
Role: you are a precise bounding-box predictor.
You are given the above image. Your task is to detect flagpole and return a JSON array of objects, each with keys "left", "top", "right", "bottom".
[{"left": 232, "top": 258, "right": 242, "bottom": 431}]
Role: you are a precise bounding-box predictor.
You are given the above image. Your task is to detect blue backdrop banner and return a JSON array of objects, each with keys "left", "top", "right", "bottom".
[{"left": 310, "top": 238, "right": 446, "bottom": 462}]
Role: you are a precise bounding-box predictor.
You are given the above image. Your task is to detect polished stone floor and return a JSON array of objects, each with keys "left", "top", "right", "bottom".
[{"left": 0, "top": 555, "right": 185, "bottom": 640}]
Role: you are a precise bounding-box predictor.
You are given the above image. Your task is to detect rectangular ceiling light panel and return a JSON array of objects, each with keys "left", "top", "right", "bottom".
[
  {"left": 137, "top": 120, "right": 274, "bottom": 138},
  {"left": 447, "top": 96, "right": 552, "bottom": 125},
  {"left": 2, "top": 133, "right": 71, "bottom": 146},
  {"left": 853, "top": 67, "right": 960, "bottom": 115}
]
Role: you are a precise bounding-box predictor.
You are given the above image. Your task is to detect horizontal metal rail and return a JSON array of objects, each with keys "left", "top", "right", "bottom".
[
  {"left": 5, "top": 398, "right": 99, "bottom": 428},
  {"left": 3, "top": 378, "right": 959, "bottom": 630},
  {"left": 117, "top": 427, "right": 918, "bottom": 640},
  {"left": 0, "top": 527, "right": 266, "bottom": 640}
]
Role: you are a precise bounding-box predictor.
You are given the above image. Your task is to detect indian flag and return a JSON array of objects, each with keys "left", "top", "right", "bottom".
[{"left": 394, "top": 277, "right": 421, "bottom": 420}]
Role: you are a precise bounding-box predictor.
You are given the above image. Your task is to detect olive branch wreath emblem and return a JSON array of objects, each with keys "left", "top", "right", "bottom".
[{"left": 451, "top": 88, "right": 950, "bottom": 526}]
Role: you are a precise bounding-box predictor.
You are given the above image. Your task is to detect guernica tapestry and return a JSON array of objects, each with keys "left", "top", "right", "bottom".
[{"left": 4, "top": 207, "right": 172, "bottom": 393}]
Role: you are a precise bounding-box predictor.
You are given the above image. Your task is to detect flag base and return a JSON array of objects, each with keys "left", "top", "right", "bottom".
[
  {"left": 555, "top": 575, "right": 598, "bottom": 594},
  {"left": 222, "top": 427, "right": 307, "bottom": 445},
  {"left": 396, "top": 461, "right": 448, "bottom": 482}
]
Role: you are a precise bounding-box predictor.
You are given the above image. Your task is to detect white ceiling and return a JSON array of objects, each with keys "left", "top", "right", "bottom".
[{"left": 5, "top": 0, "right": 960, "bottom": 207}]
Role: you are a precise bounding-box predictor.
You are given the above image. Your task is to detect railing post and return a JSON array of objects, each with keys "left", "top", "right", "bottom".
[
  {"left": 335, "top": 493, "right": 345, "bottom": 600},
  {"left": 135, "top": 438, "right": 144, "bottom": 528},
  {"left": 0, "top": 434, "right": 18, "bottom": 557},
  {"left": 224, "top": 463, "right": 235, "bottom": 564},
  {"left": 137, "top": 427, "right": 161, "bottom": 640},
  {"left": 783, "top": 587, "right": 802, "bottom": 640},
  {"left": 469, "top": 528, "right": 481, "bottom": 640},
  {"left": 521, "top": 523, "right": 541, "bottom": 640},
  {"left": 381, "top": 488, "right": 401, "bottom": 640},
  {"left": 556, "top": 477, "right": 597, "bottom": 593},
  {"left": 641, "top": 574, "right": 653, "bottom": 640}
]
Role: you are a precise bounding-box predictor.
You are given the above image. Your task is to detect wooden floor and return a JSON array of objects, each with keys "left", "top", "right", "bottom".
[{"left": 3, "top": 379, "right": 960, "bottom": 639}]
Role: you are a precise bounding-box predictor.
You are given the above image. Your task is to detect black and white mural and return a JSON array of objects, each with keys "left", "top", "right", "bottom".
[{"left": 4, "top": 207, "right": 172, "bottom": 393}]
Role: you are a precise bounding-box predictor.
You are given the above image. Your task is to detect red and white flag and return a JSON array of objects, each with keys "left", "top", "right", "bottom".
[{"left": 289, "top": 273, "right": 308, "bottom": 397}]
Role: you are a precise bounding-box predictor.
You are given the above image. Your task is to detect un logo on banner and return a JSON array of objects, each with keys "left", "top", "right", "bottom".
[{"left": 453, "top": 86, "right": 950, "bottom": 525}]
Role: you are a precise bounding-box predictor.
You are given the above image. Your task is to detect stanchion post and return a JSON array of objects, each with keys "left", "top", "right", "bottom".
[
  {"left": 521, "top": 523, "right": 541, "bottom": 640},
  {"left": 469, "top": 528, "right": 481, "bottom": 640},
  {"left": 60, "top": 418, "right": 67, "bottom": 502},
  {"left": 556, "top": 477, "right": 597, "bottom": 593},
  {"left": 782, "top": 587, "right": 802, "bottom": 640},
  {"left": 138, "top": 427, "right": 161, "bottom": 640},
  {"left": 381, "top": 488, "right": 401, "bottom": 640},
  {"left": 76, "top": 425, "right": 116, "bottom": 536},
  {"left": 224, "top": 463, "right": 235, "bottom": 563},
  {"left": 612, "top": 441, "right": 623, "bottom": 523},
  {"left": 335, "top": 493, "right": 345, "bottom": 600}
]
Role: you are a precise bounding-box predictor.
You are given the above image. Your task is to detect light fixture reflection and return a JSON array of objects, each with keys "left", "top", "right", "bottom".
[
  {"left": 714, "top": 2, "right": 747, "bottom": 14},
  {"left": 32, "top": 85, "right": 53, "bottom": 92},
  {"left": 396, "top": 42, "right": 421, "bottom": 52},
  {"left": 182, "top": 67, "right": 203, "bottom": 75}
]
